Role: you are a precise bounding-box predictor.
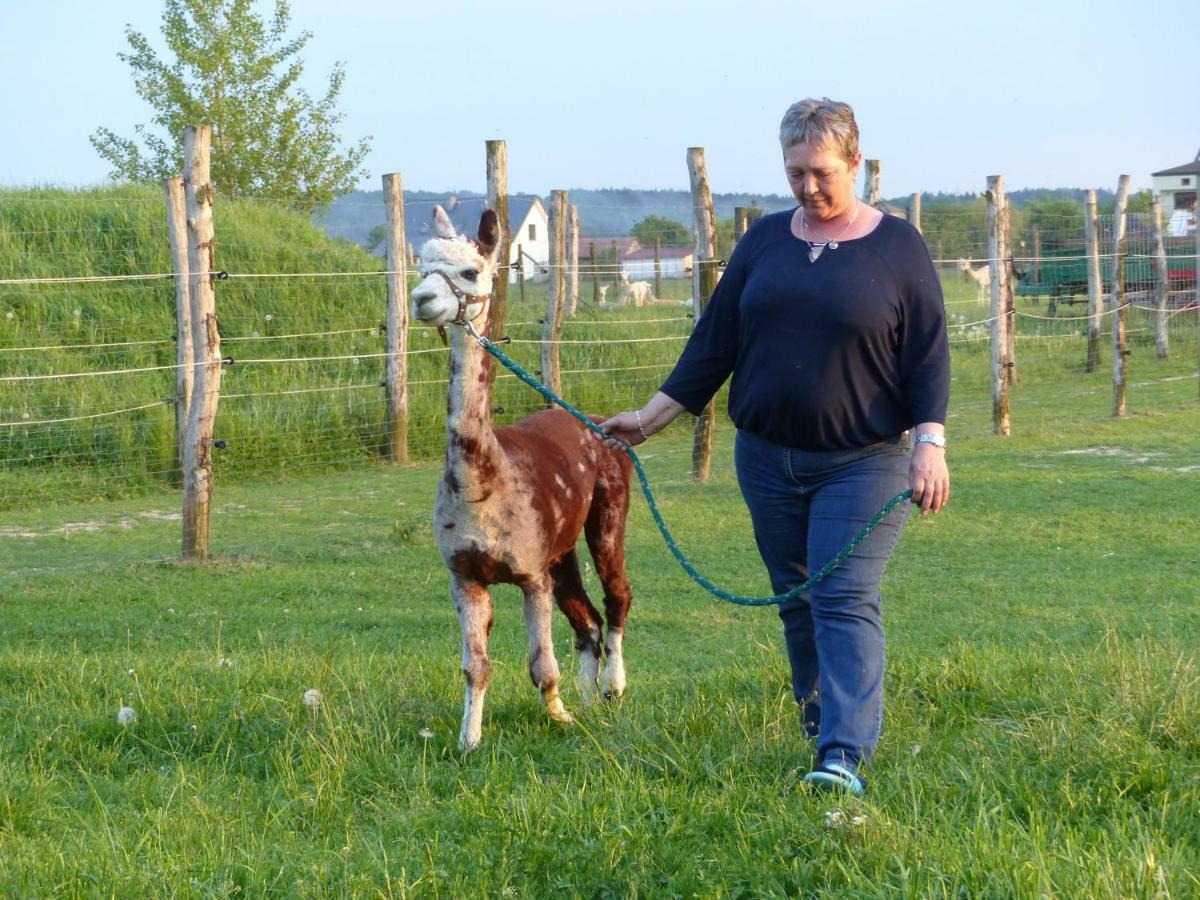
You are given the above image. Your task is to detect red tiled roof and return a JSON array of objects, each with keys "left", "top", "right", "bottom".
[{"left": 578, "top": 236, "right": 640, "bottom": 258}]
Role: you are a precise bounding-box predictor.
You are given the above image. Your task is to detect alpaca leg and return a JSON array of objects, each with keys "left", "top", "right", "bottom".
[
  {"left": 550, "top": 551, "right": 605, "bottom": 705},
  {"left": 523, "top": 578, "right": 573, "bottom": 724},
  {"left": 585, "top": 470, "right": 634, "bottom": 699},
  {"left": 453, "top": 578, "right": 494, "bottom": 751}
]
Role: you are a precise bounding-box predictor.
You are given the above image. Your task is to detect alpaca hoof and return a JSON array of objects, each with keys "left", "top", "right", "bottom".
[
  {"left": 603, "top": 687, "right": 624, "bottom": 701},
  {"left": 459, "top": 725, "right": 482, "bottom": 752},
  {"left": 545, "top": 695, "right": 575, "bottom": 725}
]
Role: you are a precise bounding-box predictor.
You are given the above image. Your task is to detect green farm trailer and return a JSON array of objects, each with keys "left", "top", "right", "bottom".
[{"left": 1015, "top": 238, "right": 1196, "bottom": 309}]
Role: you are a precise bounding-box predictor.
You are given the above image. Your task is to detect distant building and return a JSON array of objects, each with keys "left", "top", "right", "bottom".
[
  {"left": 405, "top": 194, "right": 550, "bottom": 282},
  {"left": 622, "top": 244, "right": 694, "bottom": 279},
  {"left": 1151, "top": 151, "right": 1199, "bottom": 235},
  {"left": 577, "top": 236, "right": 641, "bottom": 263}
]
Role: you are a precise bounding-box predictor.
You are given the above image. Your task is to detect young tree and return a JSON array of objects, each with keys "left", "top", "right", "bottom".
[
  {"left": 631, "top": 215, "right": 692, "bottom": 246},
  {"left": 91, "top": 0, "right": 370, "bottom": 211}
]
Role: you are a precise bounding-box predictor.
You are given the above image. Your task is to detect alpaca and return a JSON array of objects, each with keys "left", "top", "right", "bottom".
[
  {"left": 616, "top": 271, "right": 654, "bottom": 307},
  {"left": 410, "top": 206, "right": 635, "bottom": 750},
  {"left": 597, "top": 284, "right": 609, "bottom": 306},
  {"left": 956, "top": 258, "right": 991, "bottom": 305}
]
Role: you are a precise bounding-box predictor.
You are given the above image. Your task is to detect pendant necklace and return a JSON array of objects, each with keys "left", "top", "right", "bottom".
[{"left": 801, "top": 201, "right": 860, "bottom": 263}]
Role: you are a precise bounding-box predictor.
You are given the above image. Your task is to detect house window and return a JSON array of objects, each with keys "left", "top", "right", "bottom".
[
  {"left": 528, "top": 223, "right": 537, "bottom": 241},
  {"left": 1182, "top": 177, "right": 1192, "bottom": 186},
  {"left": 1174, "top": 191, "right": 1196, "bottom": 210}
]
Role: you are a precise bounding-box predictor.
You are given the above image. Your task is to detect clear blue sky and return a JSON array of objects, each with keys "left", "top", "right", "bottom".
[{"left": 2, "top": 0, "right": 1197, "bottom": 198}]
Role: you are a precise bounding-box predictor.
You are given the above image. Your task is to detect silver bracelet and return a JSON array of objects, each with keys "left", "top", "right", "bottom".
[{"left": 634, "top": 409, "right": 650, "bottom": 442}]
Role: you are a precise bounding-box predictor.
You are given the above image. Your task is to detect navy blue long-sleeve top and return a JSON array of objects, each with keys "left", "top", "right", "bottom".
[{"left": 660, "top": 209, "right": 950, "bottom": 451}]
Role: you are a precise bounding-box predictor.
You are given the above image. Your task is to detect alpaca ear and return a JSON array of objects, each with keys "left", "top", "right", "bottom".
[
  {"left": 433, "top": 205, "right": 457, "bottom": 239},
  {"left": 476, "top": 210, "right": 501, "bottom": 260}
]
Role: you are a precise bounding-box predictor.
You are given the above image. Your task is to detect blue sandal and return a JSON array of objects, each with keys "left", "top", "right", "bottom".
[{"left": 803, "top": 763, "right": 866, "bottom": 795}]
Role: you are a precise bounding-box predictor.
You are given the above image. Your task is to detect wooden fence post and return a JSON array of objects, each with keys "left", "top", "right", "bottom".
[
  {"left": 568, "top": 204, "right": 580, "bottom": 316},
  {"left": 516, "top": 242, "right": 526, "bottom": 301},
  {"left": 589, "top": 241, "right": 599, "bottom": 304},
  {"left": 163, "top": 176, "right": 192, "bottom": 487},
  {"left": 1031, "top": 224, "right": 1042, "bottom": 284},
  {"left": 687, "top": 147, "right": 719, "bottom": 481},
  {"left": 486, "top": 139, "right": 510, "bottom": 352},
  {"left": 653, "top": 237, "right": 664, "bottom": 299},
  {"left": 610, "top": 240, "right": 621, "bottom": 289},
  {"left": 987, "top": 174, "right": 1011, "bottom": 436},
  {"left": 1111, "top": 174, "right": 1131, "bottom": 418},
  {"left": 1195, "top": 200, "right": 1200, "bottom": 398},
  {"left": 1004, "top": 201, "right": 1017, "bottom": 385},
  {"left": 382, "top": 172, "right": 409, "bottom": 463},
  {"left": 862, "top": 159, "right": 881, "bottom": 206},
  {"left": 1151, "top": 197, "right": 1169, "bottom": 359},
  {"left": 181, "top": 125, "right": 222, "bottom": 560},
  {"left": 1084, "top": 190, "right": 1103, "bottom": 372},
  {"left": 734, "top": 206, "right": 748, "bottom": 242},
  {"left": 909, "top": 193, "right": 921, "bottom": 234},
  {"left": 541, "top": 190, "right": 568, "bottom": 404}
]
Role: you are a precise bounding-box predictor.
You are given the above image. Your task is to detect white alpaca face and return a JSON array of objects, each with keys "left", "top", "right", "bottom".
[{"left": 411, "top": 207, "right": 500, "bottom": 329}]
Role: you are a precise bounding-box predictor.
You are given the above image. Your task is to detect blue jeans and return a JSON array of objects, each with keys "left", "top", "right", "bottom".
[{"left": 734, "top": 429, "right": 911, "bottom": 772}]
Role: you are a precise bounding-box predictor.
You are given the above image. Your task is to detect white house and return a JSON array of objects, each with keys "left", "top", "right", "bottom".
[
  {"left": 405, "top": 195, "right": 550, "bottom": 282},
  {"left": 1151, "top": 150, "right": 1199, "bottom": 235}
]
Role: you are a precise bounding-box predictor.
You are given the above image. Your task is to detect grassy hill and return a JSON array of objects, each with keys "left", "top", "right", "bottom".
[{"left": 0, "top": 186, "right": 698, "bottom": 510}]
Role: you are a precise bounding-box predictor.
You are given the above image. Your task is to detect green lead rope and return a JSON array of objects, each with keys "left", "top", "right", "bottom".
[{"left": 474, "top": 332, "right": 912, "bottom": 607}]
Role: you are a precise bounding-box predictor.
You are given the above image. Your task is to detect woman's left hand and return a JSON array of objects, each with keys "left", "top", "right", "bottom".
[{"left": 910, "top": 442, "right": 950, "bottom": 516}]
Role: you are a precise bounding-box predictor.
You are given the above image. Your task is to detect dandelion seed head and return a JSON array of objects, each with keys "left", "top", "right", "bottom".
[
  {"left": 264, "top": 314, "right": 273, "bottom": 321},
  {"left": 117, "top": 706, "right": 136, "bottom": 725},
  {"left": 127, "top": 668, "right": 136, "bottom": 677},
  {"left": 303, "top": 688, "right": 323, "bottom": 709},
  {"left": 419, "top": 727, "right": 434, "bottom": 739}
]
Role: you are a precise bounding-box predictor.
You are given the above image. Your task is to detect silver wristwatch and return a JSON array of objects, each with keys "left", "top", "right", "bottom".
[{"left": 914, "top": 432, "right": 946, "bottom": 449}]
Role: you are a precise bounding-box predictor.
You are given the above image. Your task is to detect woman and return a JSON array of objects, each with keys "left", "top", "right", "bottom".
[{"left": 601, "top": 98, "right": 950, "bottom": 795}]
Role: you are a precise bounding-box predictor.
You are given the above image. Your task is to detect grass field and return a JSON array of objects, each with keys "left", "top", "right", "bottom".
[
  {"left": 3, "top": 301, "right": 1199, "bottom": 895},
  {"left": 2, "top": 189, "right": 1199, "bottom": 895}
]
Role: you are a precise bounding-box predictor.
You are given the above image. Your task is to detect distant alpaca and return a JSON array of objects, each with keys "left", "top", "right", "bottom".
[
  {"left": 410, "top": 206, "right": 636, "bottom": 750},
  {"left": 616, "top": 271, "right": 654, "bottom": 307},
  {"left": 597, "top": 284, "right": 609, "bottom": 306},
  {"left": 956, "top": 258, "right": 991, "bottom": 305}
]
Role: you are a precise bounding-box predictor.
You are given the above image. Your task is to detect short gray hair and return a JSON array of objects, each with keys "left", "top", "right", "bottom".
[{"left": 779, "top": 98, "right": 860, "bottom": 163}]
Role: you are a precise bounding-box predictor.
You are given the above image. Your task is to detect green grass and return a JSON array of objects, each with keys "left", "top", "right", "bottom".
[
  {"left": 2, "top": 188, "right": 1199, "bottom": 895},
  {"left": 3, "top": 326, "right": 1199, "bottom": 895}
]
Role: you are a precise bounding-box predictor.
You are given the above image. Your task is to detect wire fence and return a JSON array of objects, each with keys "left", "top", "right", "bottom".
[{"left": 2, "top": 188, "right": 1197, "bottom": 559}]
